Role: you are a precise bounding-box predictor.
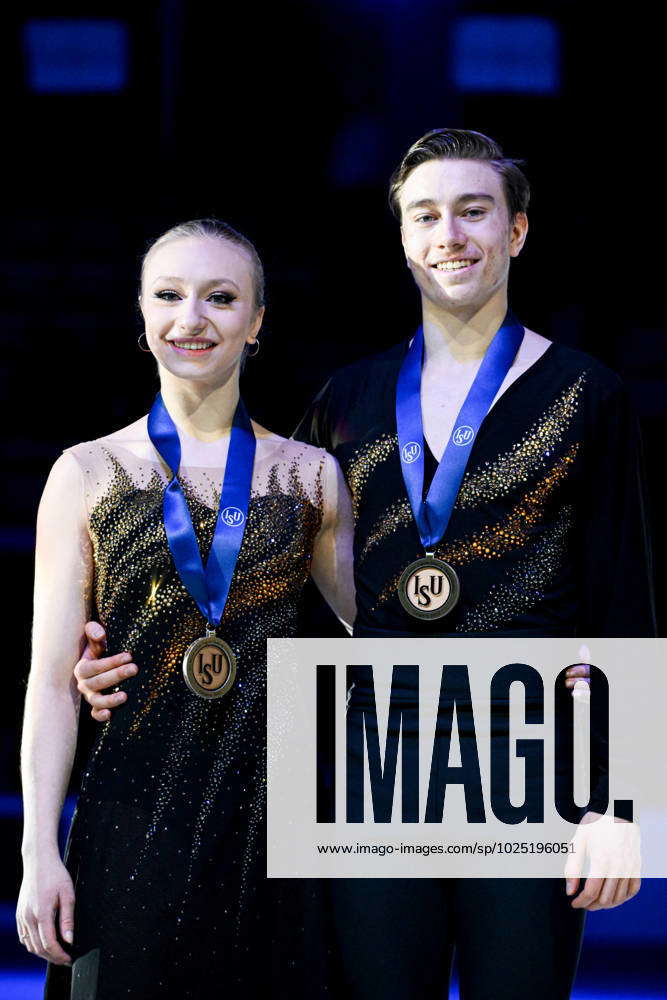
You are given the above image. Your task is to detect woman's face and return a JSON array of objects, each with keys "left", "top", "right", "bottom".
[{"left": 140, "top": 236, "right": 263, "bottom": 385}]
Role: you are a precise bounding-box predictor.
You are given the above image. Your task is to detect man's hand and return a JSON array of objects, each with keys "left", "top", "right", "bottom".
[
  {"left": 565, "top": 644, "right": 592, "bottom": 693},
  {"left": 565, "top": 811, "right": 641, "bottom": 910},
  {"left": 564, "top": 663, "right": 590, "bottom": 690},
  {"left": 74, "top": 622, "right": 138, "bottom": 722}
]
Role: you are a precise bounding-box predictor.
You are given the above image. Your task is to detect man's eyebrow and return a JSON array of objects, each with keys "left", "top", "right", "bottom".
[
  {"left": 150, "top": 275, "right": 240, "bottom": 291},
  {"left": 456, "top": 192, "right": 496, "bottom": 204},
  {"left": 403, "top": 198, "right": 437, "bottom": 214},
  {"left": 403, "top": 193, "right": 496, "bottom": 214}
]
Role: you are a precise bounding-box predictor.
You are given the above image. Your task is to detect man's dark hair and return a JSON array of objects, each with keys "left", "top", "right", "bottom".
[{"left": 388, "top": 128, "right": 530, "bottom": 222}]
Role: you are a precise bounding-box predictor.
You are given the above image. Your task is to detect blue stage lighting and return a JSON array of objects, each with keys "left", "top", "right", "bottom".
[
  {"left": 452, "top": 15, "right": 560, "bottom": 95},
  {"left": 24, "top": 19, "right": 128, "bottom": 94}
]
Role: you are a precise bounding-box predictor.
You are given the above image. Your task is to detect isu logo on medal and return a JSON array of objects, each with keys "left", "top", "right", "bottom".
[
  {"left": 182, "top": 635, "right": 237, "bottom": 698},
  {"left": 398, "top": 556, "right": 460, "bottom": 620}
]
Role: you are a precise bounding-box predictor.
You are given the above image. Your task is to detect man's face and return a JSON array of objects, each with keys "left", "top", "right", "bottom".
[{"left": 399, "top": 158, "right": 528, "bottom": 316}]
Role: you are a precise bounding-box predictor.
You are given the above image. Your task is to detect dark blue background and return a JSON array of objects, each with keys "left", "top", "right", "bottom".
[{"left": 2, "top": 2, "right": 665, "bottom": 995}]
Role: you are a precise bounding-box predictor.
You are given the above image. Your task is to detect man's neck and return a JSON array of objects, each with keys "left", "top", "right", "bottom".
[
  {"left": 421, "top": 292, "right": 509, "bottom": 366},
  {"left": 158, "top": 366, "right": 241, "bottom": 441}
]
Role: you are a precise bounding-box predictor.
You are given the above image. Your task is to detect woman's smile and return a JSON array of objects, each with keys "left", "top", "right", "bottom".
[{"left": 167, "top": 338, "right": 217, "bottom": 354}]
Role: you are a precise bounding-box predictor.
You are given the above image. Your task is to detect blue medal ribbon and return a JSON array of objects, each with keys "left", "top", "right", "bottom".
[
  {"left": 396, "top": 313, "right": 524, "bottom": 550},
  {"left": 147, "top": 393, "right": 256, "bottom": 627}
]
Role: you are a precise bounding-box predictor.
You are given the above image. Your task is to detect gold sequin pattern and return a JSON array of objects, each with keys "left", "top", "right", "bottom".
[
  {"left": 373, "top": 443, "right": 579, "bottom": 608},
  {"left": 86, "top": 448, "right": 324, "bottom": 733},
  {"left": 348, "top": 375, "right": 586, "bottom": 577},
  {"left": 359, "top": 497, "right": 413, "bottom": 562},
  {"left": 455, "top": 506, "right": 574, "bottom": 631},
  {"left": 456, "top": 374, "right": 586, "bottom": 507},
  {"left": 440, "top": 443, "right": 579, "bottom": 564},
  {"left": 345, "top": 432, "right": 396, "bottom": 520}
]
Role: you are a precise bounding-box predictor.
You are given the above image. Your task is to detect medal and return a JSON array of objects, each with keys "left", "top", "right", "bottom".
[
  {"left": 396, "top": 313, "right": 524, "bottom": 619},
  {"left": 182, "top": 630, "right": 237, "bottom": 699},
  {"left": 148, "top": 393, "right": 256, "bottom": 697},
  {"left": 398, "top": 553, "right": 460, "bottom": 620}
]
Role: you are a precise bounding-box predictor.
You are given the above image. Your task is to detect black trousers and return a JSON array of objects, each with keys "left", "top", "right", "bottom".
[
  {"left": 329, "top": 877, "right": 585, "bottom": 1000},
  {"left": 333, "top": 661, "right": 586, "bottom": 998}
]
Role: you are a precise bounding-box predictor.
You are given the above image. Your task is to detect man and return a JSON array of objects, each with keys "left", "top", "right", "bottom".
[{"left": 76, "top": 129, "right": 654, "bottom": 997}]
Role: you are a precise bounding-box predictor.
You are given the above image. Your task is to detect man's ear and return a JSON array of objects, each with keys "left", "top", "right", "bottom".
[{"left": 509, "top": 212, "right": 529, "bottom": 258}]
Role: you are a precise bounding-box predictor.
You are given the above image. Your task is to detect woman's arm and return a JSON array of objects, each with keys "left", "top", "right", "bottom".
[
  {"left": 17, "top": 451, "right": 93, "bottom": 965},
  {"left": 310, "top": 453, "right": 356, "bottom": 632}
]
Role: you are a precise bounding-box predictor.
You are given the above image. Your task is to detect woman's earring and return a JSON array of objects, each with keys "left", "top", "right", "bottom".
[
  {"left": 246, "top": 340, "right": 260, "bottom": 357},
  {"left": 137, "top": 333, "right": 152, "bottom": 353}
]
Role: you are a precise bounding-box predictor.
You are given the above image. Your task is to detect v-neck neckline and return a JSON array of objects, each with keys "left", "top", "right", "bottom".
[{"left": 417, "top": 341, "right": 556, "bottom": 465}]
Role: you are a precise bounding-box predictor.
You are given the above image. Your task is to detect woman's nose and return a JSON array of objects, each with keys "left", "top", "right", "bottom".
[{"left": 177, "top": 296, "right": 206, "bottom": 333}]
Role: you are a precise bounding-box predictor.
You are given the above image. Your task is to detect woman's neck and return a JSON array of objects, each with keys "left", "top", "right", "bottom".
[
  {"left": 158, "top": 368, "right": 241, "bottom": 441},
  {"left": 422, "top": 291, "right": 509, "bottom": 366}
]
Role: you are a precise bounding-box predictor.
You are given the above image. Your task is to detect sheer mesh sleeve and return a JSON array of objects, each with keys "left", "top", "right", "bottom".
[
  {"left": 32, "top": 450, "right": 94, "bottom": 684},
  {"left": 310, "top": 450, "right": 356, "bottom": 628}
]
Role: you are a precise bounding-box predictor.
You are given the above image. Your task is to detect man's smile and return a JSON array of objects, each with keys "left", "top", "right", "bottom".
[{"left": 432, "top": 259, "right": 479, "bottom": 272}]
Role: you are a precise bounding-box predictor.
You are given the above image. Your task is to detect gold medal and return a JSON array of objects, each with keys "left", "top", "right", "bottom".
[
  {"left": 182, "top": 630, "right": 236, "bottom": 699},
  {"left": 397, "top": 554, "right": 460, "bottom": 620}
]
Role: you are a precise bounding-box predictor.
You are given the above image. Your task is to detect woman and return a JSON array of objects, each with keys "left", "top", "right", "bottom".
[{"left": 17, "top": 219, "right": 354, "bottom": 999}]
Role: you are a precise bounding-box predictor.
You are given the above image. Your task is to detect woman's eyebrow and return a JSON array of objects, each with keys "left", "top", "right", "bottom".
[{"left": 151, "top": 275, "right": 241, "bottom": 291}]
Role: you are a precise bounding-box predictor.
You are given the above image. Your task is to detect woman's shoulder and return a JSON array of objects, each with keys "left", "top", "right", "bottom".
[
  {"left": 63, "top": 415, "right": 154, "bottom": 466},
  {"left": 254, "top": 424, "right": 331, "bottom": 467},
  {"left": 253, "top": 427, "right": 338, "bottom": 510}
]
